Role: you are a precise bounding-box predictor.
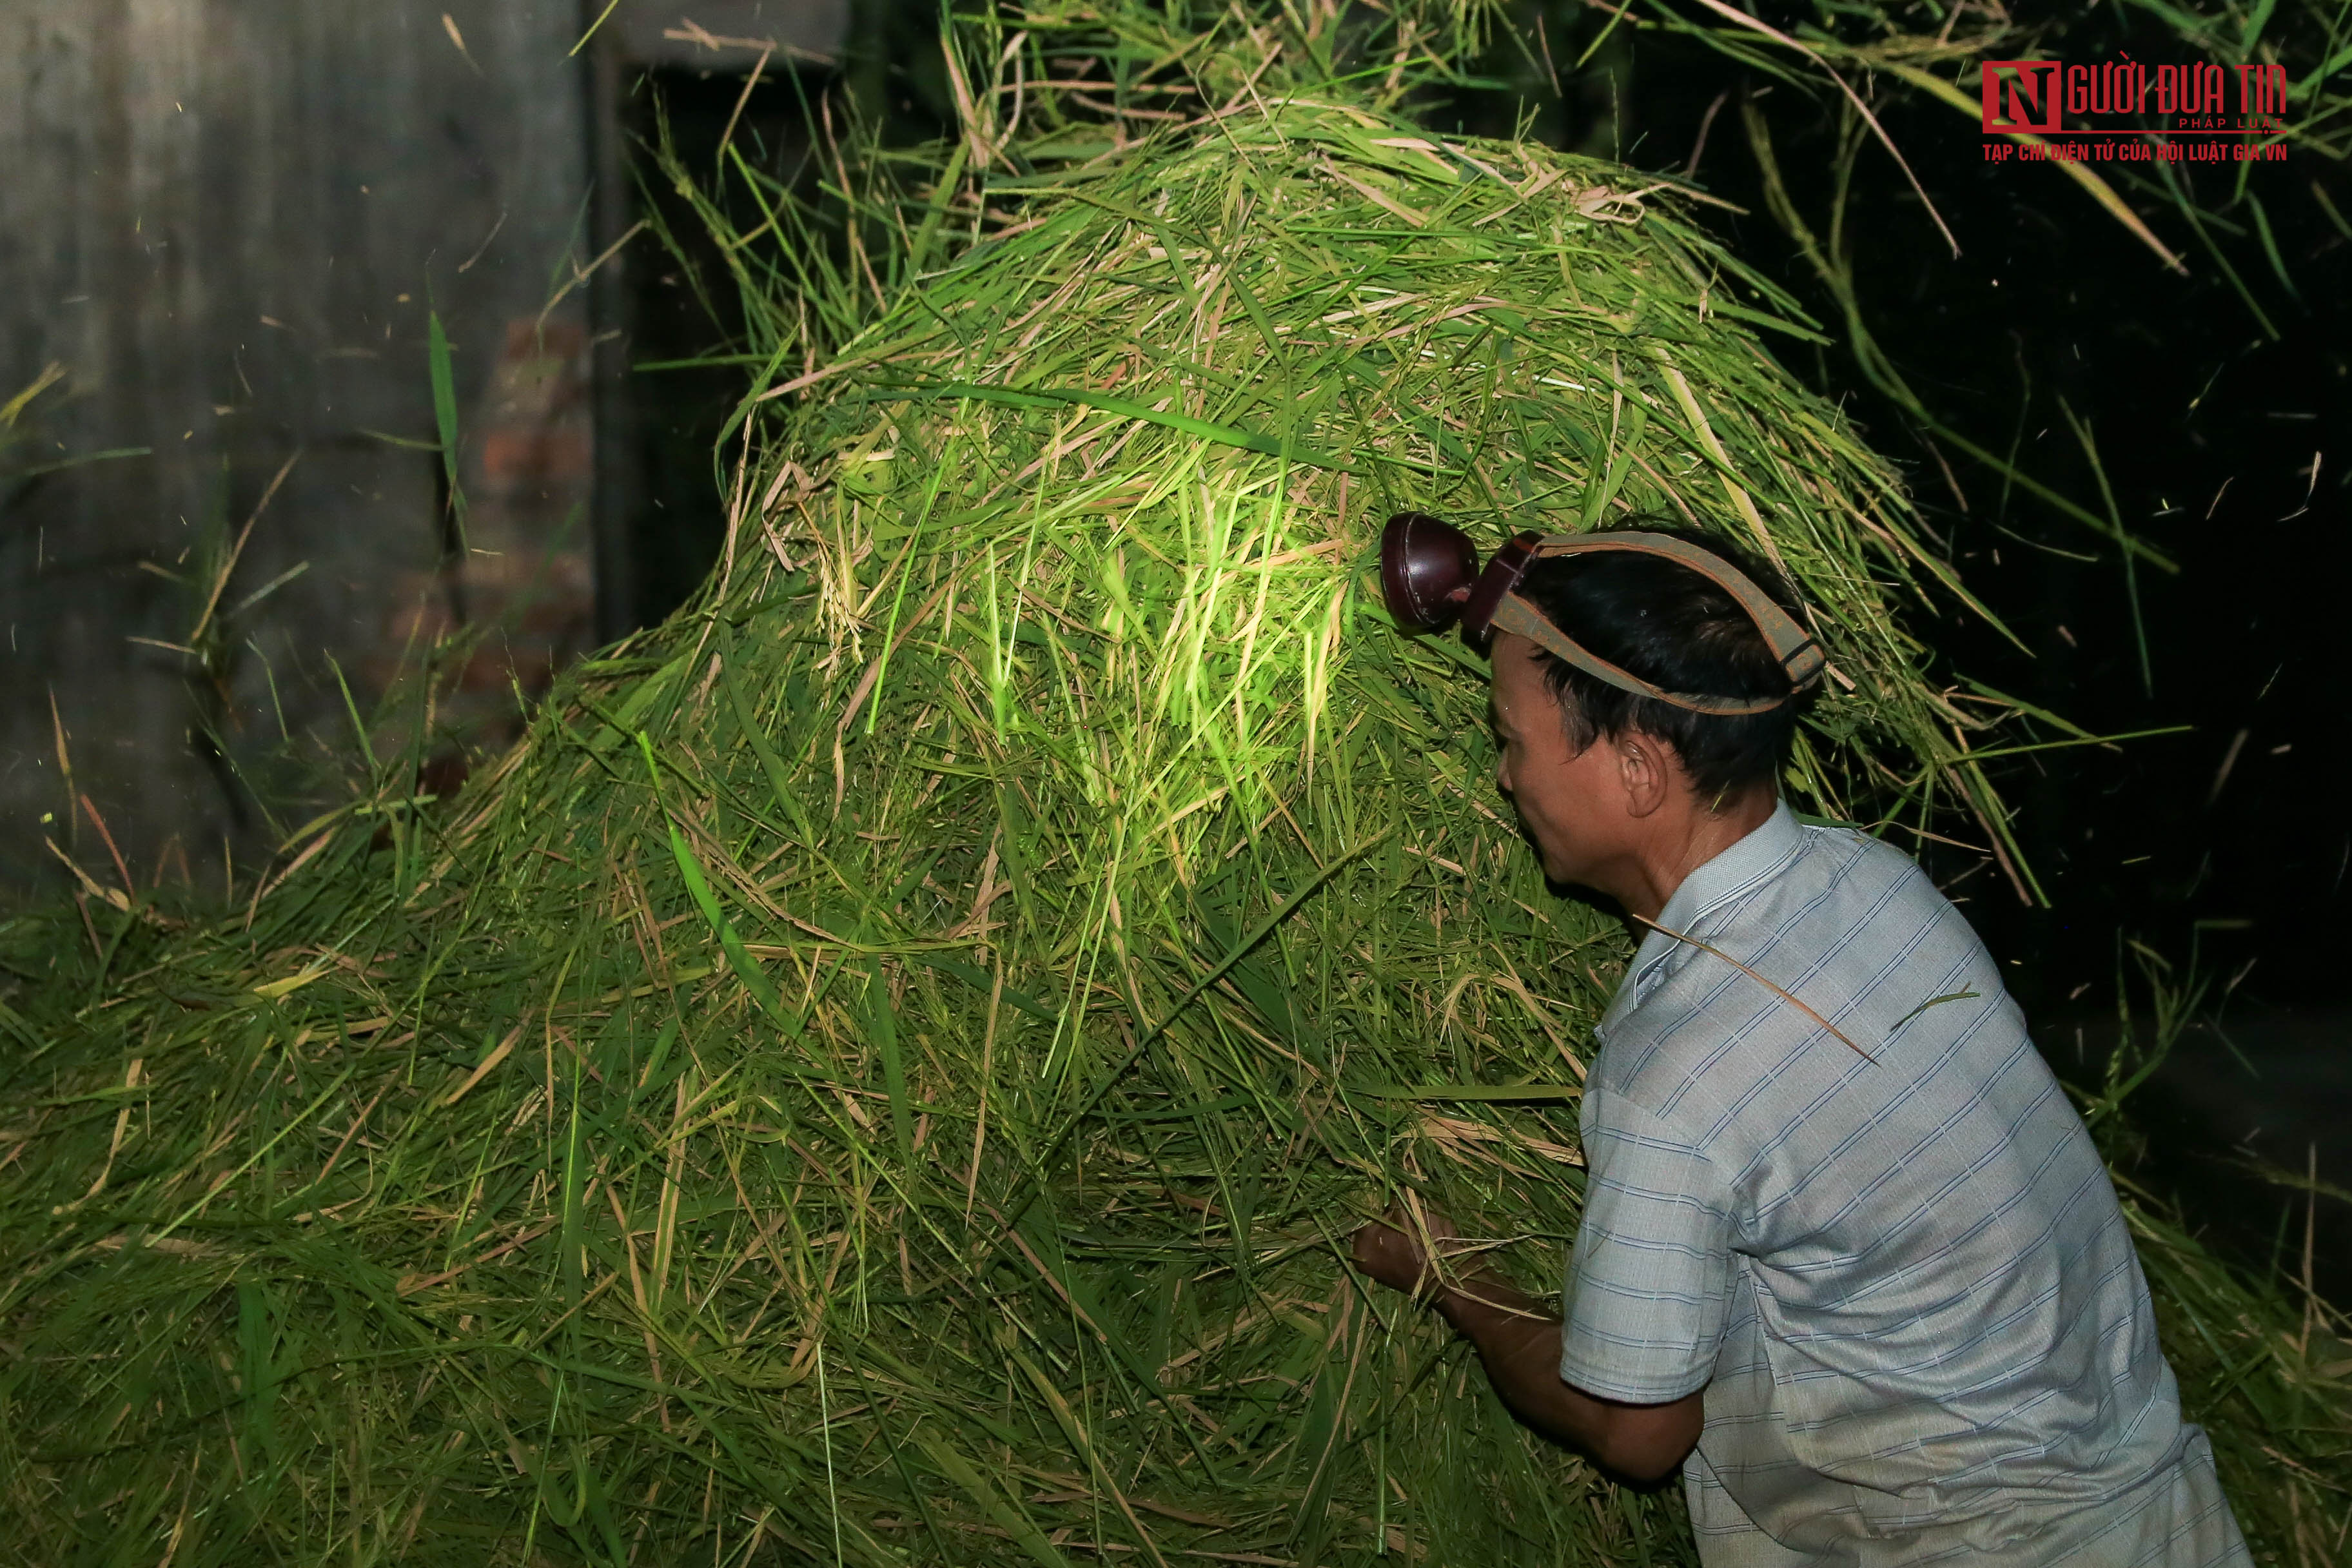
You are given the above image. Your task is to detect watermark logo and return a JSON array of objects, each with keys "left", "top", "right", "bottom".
[
  {"left": 1981, "top": 57, "right": 2290, "bottom": 164},
  {"left": 1982, "top": 61, "right": 2063, "bottom": 134}
]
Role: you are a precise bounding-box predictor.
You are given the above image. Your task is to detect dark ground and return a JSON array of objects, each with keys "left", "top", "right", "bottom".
[{"left": 2101, "top": 1003, "right": 2352, "bottom": 1306}]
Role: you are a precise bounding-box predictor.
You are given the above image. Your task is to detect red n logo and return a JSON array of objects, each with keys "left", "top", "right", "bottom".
[{"left": 1983, "top": 61, "right": 2063, "bottom": 132}]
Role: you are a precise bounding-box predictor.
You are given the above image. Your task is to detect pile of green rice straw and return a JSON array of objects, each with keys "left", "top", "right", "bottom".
[{"left": 3, "top": 14, "right": 2346, "bottom": 1563}]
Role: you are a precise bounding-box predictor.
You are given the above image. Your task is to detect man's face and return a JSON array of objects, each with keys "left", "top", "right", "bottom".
[{"left": 1488, "top": 632, "right": 1634, "bottom": 888}]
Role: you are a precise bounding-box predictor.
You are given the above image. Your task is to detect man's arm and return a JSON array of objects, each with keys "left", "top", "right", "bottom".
[{"left": 1351, "top": 1211, "right": 1702, "bottom": 1484}]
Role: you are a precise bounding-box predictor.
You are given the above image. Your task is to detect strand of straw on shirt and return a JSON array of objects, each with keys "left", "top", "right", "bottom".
[{"left": 1627, "top": 914, "right": 1877, "bottom": 1064}]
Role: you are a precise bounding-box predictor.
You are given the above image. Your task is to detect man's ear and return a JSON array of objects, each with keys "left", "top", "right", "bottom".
[{"left": 1614, "top": 730, "right": 1674, "bottom": 819}]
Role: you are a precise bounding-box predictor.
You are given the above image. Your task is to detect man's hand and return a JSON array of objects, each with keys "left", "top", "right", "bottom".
[
  {"left": 1348, "top": 1204, "right": 1462, "bottom": 1301},
  {"left": 1347, "top": 1202, "right": 1703, "bottom": 1484}
]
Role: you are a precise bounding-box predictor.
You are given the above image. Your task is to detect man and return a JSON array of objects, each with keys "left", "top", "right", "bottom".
[{"left": 1352, "top": 522, "right": 2248, "bottom": 1565}]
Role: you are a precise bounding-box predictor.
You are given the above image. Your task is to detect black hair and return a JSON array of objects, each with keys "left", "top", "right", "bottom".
[{"left": 1509, "top": 522, "right": 1816, "bottom": 804}]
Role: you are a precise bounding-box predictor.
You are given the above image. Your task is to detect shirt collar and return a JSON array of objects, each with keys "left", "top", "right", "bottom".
[{"left": 1604, "top": 799, "right": 1806, "bottom": 1028}]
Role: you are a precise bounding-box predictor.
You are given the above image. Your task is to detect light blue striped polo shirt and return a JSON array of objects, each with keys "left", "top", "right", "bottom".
[{"left": 1561, "top": 803, "right": 2248, "bottom": 1566}]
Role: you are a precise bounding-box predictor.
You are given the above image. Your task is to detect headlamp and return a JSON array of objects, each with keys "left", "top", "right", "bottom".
[{"left": 1377, "top": 512, "right": 1826, "bottom": 717}]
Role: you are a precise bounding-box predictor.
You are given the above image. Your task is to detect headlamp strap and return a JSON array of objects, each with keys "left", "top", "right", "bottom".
[{"left": 1492, "top": 531, "right": 1827, "bottom": 718}]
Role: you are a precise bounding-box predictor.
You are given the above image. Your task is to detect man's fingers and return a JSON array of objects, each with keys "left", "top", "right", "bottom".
[
  {"left": 1349, "top": 1218, "right": 1430, "bottom": 1295},
  {"left": 1349, "top": 1219, "right": 1409, "bottom": 1270},
  {"left": 1393, "top": 1197, "right": 1457, "bottom": 1244}
]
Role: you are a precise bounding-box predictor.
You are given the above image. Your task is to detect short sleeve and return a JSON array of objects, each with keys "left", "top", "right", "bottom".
[{"left": 1560, "top": 1088, "right": 1735, "bottom": 1402}]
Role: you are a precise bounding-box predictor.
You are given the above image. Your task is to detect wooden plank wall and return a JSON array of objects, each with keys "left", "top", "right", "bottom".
[
  {"left": 0, "top": 1, "right": 843, "bottom": 905},
  {"left": 0, "top": 1, "right": 594, "bottom": 898}
]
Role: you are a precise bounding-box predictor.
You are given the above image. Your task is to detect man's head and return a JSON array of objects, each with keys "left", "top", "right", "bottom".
[{"left": 1487, "top": 524, "right": 1812, "bottom": 902}]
